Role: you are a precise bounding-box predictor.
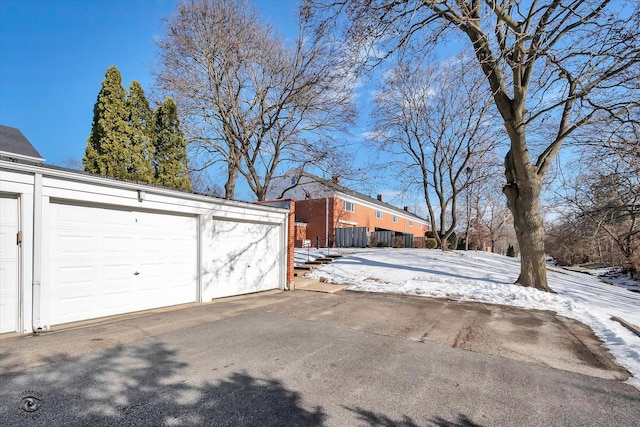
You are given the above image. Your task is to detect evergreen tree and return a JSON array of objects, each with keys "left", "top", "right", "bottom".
[
  {"left": 83, "top": 66, "right": 130, "bottom": 177},
  {"left": 152, "top": 97, "right": 192, "bottom": 191},
  {"left": 85, "top": 67, "right": 191, "bottom": 190},
  {"left": 125, "top": 81, "right": 155, "bottom": 183}
]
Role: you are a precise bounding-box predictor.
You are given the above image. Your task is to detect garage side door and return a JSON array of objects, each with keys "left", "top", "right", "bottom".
[
  {"left": 0, "top": 194, "right": 19, "bottom": 333},
  {"left": 48, "top": 202, "right": 197, "bottom": 325},
  {"left": 209, "top": 220, "right": 282, "bottom": 299}
]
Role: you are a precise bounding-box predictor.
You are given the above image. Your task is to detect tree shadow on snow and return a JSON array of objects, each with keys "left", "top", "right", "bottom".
[
  {"left": 0, "top": 340, "right": 325, "bottom": 426},
  {"left": 340, "top": 256, "right": 506, "bottom": 285}
]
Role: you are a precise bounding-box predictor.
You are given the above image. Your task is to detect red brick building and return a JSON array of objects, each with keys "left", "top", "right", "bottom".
[{"left": 270, "top": 171, "right": 430, "bottom": 248}]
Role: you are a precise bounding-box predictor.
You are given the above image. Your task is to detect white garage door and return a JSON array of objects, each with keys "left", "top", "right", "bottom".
[
  {"left": 209, "top": 220, "right": 282, "bottom": 299},
  {"left": 48, "top": 202, "right": 198, "bottom": 325},
  {"left": 0, "top": 194, "right": 19, "bottom": 333}
]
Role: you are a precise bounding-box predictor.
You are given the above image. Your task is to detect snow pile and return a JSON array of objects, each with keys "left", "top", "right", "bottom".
[{"left": 304, "top": 248, "right": 640, "bottom": 390}]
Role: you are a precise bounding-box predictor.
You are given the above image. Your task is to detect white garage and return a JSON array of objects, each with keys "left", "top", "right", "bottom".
[
  {"left": 47, "top": 202, "right": 198, "bottom": 325},
  {"left": 0, "top": 125, "right": 291, "bottom": 334},
  {"left": 207, "top": 219, "right": 282, "bottom": 299},
  {"left": 0, "top": 194, "right": 19, "bottom": 333}
]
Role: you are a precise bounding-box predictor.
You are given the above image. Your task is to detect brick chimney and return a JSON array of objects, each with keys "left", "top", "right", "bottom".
[{"left": 377, "top": 194, "right": 383, "bottom": 201}]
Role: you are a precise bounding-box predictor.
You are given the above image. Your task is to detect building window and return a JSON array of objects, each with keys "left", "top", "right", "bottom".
[
  {"left": 392, "top": 215, "right": 398, "bottom": 223},
  {"left": 344, "top": 201, "right": 355, "bottom": 212},
  {"left": 419, "top": 223, "right": 423, "bottom": 229},
  {"left": 409, "top": 220, "right": 413, "bottom": 227},
  {"left": 375, "top": 210, "right": 383, "bottom": 219}
]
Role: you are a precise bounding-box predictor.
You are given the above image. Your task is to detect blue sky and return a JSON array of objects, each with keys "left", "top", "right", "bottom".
[
  {"left": 0, "top": 0, "right": 303, "bottom": 166},
  {"left": 0, "top": 0, "right": 436, "bottom": 210}
]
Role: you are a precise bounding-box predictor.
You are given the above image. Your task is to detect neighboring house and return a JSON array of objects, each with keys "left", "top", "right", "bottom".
[
  {"left": 1, "top": 125, "right": 289, "bottom": 335},
  {"left": 269, "top": 169, "right": 430, "bottom": 248},
  {"left": 0, "top": 125, "right": 45, "bottom": 163}
]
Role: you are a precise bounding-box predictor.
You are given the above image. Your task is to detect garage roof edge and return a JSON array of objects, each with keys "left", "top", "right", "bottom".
[{"left": 0, "top": 160, "right": 288, "bottom": 214}]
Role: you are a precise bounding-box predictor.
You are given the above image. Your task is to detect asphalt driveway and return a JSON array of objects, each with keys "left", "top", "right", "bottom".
[{"left": 1, "top": 290, "right": 639, "bottom": 426}]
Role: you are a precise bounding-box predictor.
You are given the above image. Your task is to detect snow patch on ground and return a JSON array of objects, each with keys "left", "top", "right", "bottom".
[
  {"left": 579, "top": 267, "right": 640, "bottom": 293},
  {"left": 300, "top": 248, "right": 640, "bottom": 390},
  {"left": 294, "top": 247, "right": 373, "bottom": 266}
]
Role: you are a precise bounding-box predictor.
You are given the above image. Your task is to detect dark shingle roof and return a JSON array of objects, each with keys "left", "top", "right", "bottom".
[
  {"left": 0, "top": 125, "right": 44, "bottom": 163},
  {"left": 302, "top": 172, "right": 429, "bottom": 223}
]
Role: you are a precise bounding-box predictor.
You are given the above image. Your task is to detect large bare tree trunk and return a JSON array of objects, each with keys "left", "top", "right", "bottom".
[
  {"left": 503, "top": 151, "right": 550, "bottom": 291},
  {"left": 224, "top": 164, "right": 238, "bottom": 199}
]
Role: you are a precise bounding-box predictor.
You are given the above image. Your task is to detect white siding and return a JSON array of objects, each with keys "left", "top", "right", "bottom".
[
  {"left": 0, "top": 194, "right": 19, "bottom": 333},
  {"left": 205, "top": 219, "right": 282, "bottom": 299},
  {"left": 48, "top": 203, "right": 198, "bottom": 325},
  {"left": 1, "top": 160, "right": 289, "bottom": 332}
]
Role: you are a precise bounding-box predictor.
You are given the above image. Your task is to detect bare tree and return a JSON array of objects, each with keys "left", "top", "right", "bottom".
[
  {"left": 312, "top": 0, "right": 640, "bottom": 290},
  {"left": 584, "top": 174, "right": 639, "bottom": 274},
  {"left": 54, "top": 157, "right": 84, "bottom": 171},
  {"left": 370, "top": 56, "right": 498, "bottom": 249},
  {"left": 188, "top": 168, "right": 225, "bottom": 197},
  {"left": 155, "top": 0, "right": 354, "bottom": 200},
  {"left": 457, "top": 148, "right": 509, "bottom": 251},
  {"left": 553, "top": 121, "right": 640, "bottom": 276},
  {"left": 466, "top": 177, "right": 516, "bottom": 254}
]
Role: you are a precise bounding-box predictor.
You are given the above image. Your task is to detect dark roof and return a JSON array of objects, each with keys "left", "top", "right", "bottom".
[
  {"left": 302, "top": 172, "right": 429, "bottom": 223},
  {"left": 0, "top": 125, "right": 44, "bottom": 163}
]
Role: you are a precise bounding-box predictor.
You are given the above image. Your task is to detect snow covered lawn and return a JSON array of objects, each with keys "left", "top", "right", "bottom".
[{"left": 302, "top": 248, "right": 640, "bottom": 390}]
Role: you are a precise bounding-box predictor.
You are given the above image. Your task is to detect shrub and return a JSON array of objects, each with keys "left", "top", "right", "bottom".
[
  {"left": 447, "top": 232, "right": 458, "bottom": 250},
  {"left": 425, "top": 238, "right": 437, "bottom": 249},
  {"left": 506, "top": 244, "right": 516, "bottom": 257}
]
